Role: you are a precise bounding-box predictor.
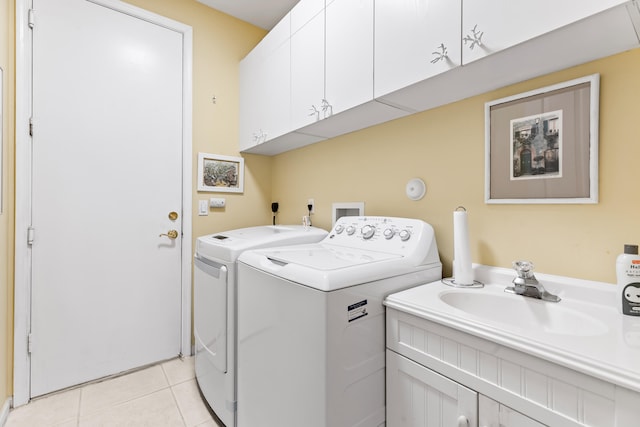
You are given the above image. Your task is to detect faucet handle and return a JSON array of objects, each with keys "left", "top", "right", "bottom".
[{"left": 512, "top": 260, "right": 535, "bottom": 278}]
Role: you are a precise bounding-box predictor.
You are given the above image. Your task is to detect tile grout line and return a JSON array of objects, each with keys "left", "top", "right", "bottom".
[
  {"left": 162, "top": 361, "right": 189, "bottom": 427},
  {"left": 76, "top": 388, "right": 83, "bottom": 427}
]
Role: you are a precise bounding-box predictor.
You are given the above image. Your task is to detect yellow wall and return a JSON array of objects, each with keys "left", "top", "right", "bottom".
[
  {"left": 2, "top": 0, "right": 639, "bottom": 407},
  {"left": 122, "top": 0, "right": 273, "bottom": 239},
  {"left": 273, "top": 48, "right": 640, "bottom": 284},
  {"left": 1, "top": 0, "right": 14, "bottom": 406}
]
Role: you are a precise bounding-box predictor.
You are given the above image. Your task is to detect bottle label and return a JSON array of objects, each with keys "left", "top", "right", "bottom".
[
  {"left": 622, "top": 283, "right": 640, "bottom": 316},
  {"left": 625, "top": 260, "right": 640, "bottom": 277}
]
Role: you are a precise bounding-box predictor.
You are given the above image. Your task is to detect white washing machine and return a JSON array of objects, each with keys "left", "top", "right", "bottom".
[
  {"left": 236, "top": 216, "right": 442, "bottom": 427},
  {"left": 194, "top": 224, "right": 328, "bottom": 427}
]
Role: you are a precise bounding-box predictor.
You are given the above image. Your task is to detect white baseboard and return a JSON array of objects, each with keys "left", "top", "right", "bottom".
[{"left": 0, "top": 398, "right": 11, "bottom": 427}]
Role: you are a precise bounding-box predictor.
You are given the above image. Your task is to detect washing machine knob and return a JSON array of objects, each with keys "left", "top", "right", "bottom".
[
  {"left": 361, "top": 225, "right": 376, "bottom": 239},
  {"left": 346, "top": 226, "right": 356, "bottom": 235},
  {"left": 383, "top": 228, "right": 395, "bottom": 239},
  {"left": 335, "top": 225, "right": 344, "bottom": 234},
  {"left": 399, "top": 229, "right": 411, "bottom": 241}
]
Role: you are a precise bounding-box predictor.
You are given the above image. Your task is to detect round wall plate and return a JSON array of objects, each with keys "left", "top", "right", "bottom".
[{"left": 406, "top": 178, "right": 426, "bottom": 201}]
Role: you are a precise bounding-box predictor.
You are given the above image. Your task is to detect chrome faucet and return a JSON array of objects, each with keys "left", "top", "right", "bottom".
[{"left": 505, "top": 261, "right": 561, "bottom": 302}]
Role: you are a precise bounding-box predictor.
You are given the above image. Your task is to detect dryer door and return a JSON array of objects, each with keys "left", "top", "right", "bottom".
[{"left": 194, "top": 256, "right": 228, "bottom": 373}]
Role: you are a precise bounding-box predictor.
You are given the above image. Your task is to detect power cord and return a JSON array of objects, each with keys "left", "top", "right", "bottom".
[{"left": 271, "top": 202, "right": 279, "bottom": 226}]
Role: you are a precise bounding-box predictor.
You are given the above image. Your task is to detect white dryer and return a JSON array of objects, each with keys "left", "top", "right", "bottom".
[
  {"left": 194, "top": 224, "right": 328, "bottom": 427},
  {"left": 236, "top": 216, "right": 442, "bottom": 427}
]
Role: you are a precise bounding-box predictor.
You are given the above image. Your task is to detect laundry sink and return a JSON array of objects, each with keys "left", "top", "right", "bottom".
[{"left": 438, "top": 289, "right": 609, "bottom": 336}]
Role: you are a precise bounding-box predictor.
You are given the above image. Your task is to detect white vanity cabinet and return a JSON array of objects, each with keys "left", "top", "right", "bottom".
[
  {"left": 387, "top": 349, "right": 478, "bottom": 427},
  {"left": 387, "top": 349, "right": 544, "bottom": 427},
  {"left": 374, "top": 0, "right": 461, "bottom": 101},
  {"left": 479, "top": 395, "right": 545, "bottom": 427},
  {"left": 462, "top": 0, "right": 631, "bottom": 64},
  {"left": 385, "top": 305, "right": 640, "bottom": 427},
  {"left": 238, "top": 14, "right": 291, "bottom": 151}
]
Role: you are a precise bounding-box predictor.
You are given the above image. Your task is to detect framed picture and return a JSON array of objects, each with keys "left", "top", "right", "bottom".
[
  {"left": 485, "top": 74, "right": 599, "bottom": 204},
  {"left": 197, "top": 152, "right": 244, "bottom": 193}
]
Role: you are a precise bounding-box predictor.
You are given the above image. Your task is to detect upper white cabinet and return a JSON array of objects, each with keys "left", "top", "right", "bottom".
[
  {"left": 290, "top": 0, "right": 375, "bottom": 132},
  {"left": 379, "top": 0, "right": 639, "bottom": 112},
  {"left": 290, "top": 0, "right": 325, "bottom": 132},
  {"left": 325, "top": 0, "right": 375, "bottom": 119},
  {"left": 239, "top": 15, "right": 291, "bottom": 151},
  {"left": 239, "top": 0, "right": 639, "bottom": 155},
  {"left": 374, "top": 0, "right": 461, "bottom": 100},
  {"left": 462, "top": 0, "right": 631, "bottom": 64}
]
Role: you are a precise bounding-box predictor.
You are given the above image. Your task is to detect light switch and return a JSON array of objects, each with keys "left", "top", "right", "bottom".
[{"left": 198, "top": 199, "right": 209, "bottom": 216}]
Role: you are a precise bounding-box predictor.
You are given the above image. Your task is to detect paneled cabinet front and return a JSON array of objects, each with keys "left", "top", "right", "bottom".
[
  {"left": 239, "top": 0, "right": 638, "bottom": 154},
  {"left": 290, "top": 0, "right": 374, "bottom": 132},
  {"left": 387, "top": 350, "right": 478, "bottom": 427},
  {"left": 387, "top": 350, "right": 546, "bottom": 427},
  {"left": 374, "top": 0, "right": 461, "bottom": 100},
  {"left": 462, "top": 0, "right": 630, "bottom": 64},
  {"left": 239, "top": 15, "right": 291, "bottom": 151}
]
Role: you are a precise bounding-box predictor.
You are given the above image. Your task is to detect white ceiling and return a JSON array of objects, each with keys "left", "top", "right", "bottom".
[{"left": 196, "top": 0, "right": 300, "bottom": 30}]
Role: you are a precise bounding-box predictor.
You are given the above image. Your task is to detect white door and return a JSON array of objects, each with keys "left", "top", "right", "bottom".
[{"left": 30, "top": 0, "right": 186, "bottom": 397}]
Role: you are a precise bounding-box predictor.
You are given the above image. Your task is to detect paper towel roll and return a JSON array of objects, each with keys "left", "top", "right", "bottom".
[{"left": 453, "top": 208, "right": 473, "bottom": 285}]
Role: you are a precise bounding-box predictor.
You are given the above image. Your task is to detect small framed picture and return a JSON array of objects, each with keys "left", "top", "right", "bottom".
[
  {"left": 485, "top": 74, "right": 599, "bottom": 204},
  {"left": 197, "top": 152, "right": 244, "bottom": 193}
]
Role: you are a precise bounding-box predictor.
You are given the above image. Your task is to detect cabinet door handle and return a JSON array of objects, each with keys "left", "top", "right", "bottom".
[
  {"left": 430, "top": 43, "right": 448, "bottom": 64},
  {"left": 321, "top": 99, "right": 333, "bottom": 117},
  {"left": 457, "top": 415, "right": 470, "bottom": 427},
  {"left": 309, "top": 105, "right": 320, "bottom": 120},
  {"left": 463, "top": 24, "right": 484, "bottom": 50}
]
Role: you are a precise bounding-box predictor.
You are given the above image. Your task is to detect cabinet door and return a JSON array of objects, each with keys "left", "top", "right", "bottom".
[
  {"left": 479, "top": 395, "right": 545, "bottom": 427},
  {"left": 387, "top": 350, "right": 478, "bottom": 427},
  {"left": 290, "top": 1, "right": 325, "bottom": 131},
  {"left": 239, "top": 15, "right": 291, "bottom": 150},
  {"left": 239, "top": 48, "right": 261, "bottom": 151},
  {"left": 374, "top": 0, "right": 461, "bottom": 99},
  {"left": 462, "top": 0, "right": 629, "bottom": 64},
  {"left": 325, "top": 0, "right": 374, "bottom": 116}
]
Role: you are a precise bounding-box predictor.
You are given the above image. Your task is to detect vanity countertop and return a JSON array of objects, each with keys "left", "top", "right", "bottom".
[{"left": 384, "top": 264, "right": 640, "bottom": 393}]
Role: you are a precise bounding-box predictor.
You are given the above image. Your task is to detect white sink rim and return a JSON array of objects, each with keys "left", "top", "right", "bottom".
[
  {"left": 438, "top": 288, "right": 609, "bottom": 336},
  {"left": 383, "top": 264, "right": 640, "bottom": 394}
]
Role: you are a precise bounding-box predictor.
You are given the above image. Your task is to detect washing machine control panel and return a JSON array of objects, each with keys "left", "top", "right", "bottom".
[{"left": 327, "top": 216, "right": 435, "bottom": 256}]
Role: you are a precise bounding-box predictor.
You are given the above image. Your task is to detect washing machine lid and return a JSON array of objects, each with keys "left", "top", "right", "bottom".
[
  {"left": 238, "top": 216, "right": 442, "bottom": 291},
  {"left": 239, "top": 242, "right": 439, "bottom": 292},
  {"left": 196, "top": 225, "right": 328, "bottom": 263},
  {"left": 266, "top": 244, "right": 401, "bottom": 270}
]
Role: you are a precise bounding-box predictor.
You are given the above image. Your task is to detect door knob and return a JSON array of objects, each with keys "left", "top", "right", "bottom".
[{"left": 159, "top": 230, "right": 179, "bottom": 239}]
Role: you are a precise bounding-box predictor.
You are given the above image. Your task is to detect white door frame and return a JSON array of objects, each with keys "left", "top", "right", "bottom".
[{"left": 14, "top": 0, "right": 193, "bottom": 406}]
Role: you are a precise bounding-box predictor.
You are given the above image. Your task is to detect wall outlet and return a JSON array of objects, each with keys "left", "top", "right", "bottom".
[
  {"left": 307, "top": 198, "right": 314, "bottom": 214},
  {"left": 210, "top": 197, "right": 226, "bottom": 208}
]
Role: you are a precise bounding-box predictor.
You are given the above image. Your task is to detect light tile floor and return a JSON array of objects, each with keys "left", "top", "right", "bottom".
[{"left": 5, "top": 356, "right": 222, "bottom": 427}]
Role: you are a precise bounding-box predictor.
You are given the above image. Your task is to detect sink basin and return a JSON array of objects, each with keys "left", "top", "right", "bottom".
[{"left": 439, "top": 290, "right": 609, "bottom": 336}]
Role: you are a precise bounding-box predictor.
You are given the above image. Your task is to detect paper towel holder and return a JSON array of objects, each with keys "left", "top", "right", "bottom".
[
  {"left": 442, "top": 205, "right": 484, "bottom": 288},
  {"left": 406, "top": 178, "right": 426, "bottom": 201}
]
